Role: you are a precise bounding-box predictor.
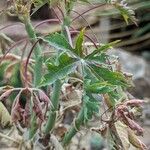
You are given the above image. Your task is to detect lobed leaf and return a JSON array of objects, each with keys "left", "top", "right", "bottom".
[
  {"left": 85, "top": 40, "right": 120, "bottom": 59},
  {"left": 89, "top": 65, "right": 129, "bottom": 87},
  {"left": 40, "top": 54, "right": 78, "bottom": 86},
  {"left": 42, "top": 33, "right": 74, "bottom": 52},
  {"left": 85, "top": 53, "right": 108, "bottom": 65},
  {"left": 85, "top": 81, "right": 116, "bottom": 94},
  {"left": 83, "top": 95, "right": 100, "bottom": 122}
]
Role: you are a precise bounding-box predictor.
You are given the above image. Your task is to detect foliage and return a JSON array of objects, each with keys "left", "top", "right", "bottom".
[{"left": 0, "top": 0, "right": 147, "bottom": 149}]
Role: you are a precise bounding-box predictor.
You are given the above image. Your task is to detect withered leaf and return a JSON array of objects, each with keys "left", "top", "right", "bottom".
[
  {"left": 128, "top": 128, "right": 147, "bottom": 150},
  {"left": 38, "top": 89, "right": 51, "bottom": 104},
  {"left": 122, "top": 113, "right": 144, "bottom": 136},
  {"left": 0, "top": 101, "right": 12, "bottom": 127},
  {"left": 125, "top": 99, "right": 144, "bottom": 107},
  {"left": 114, "top": 121, "right": 130, "bottom": 150},
  {"left": 0, "top": 89, "right": 14, "bottom": 101}
]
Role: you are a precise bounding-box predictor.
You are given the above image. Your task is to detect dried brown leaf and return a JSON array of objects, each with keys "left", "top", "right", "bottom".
[
  {"left": 114, "top": 121, "right": 130, "bottom": 150},
  {"left": 122, "top": 113, "right": 144, "bottom": 136},
  {"left": 33, "top": 93, "right": 44, "bottom": 125},
  {"left": 38, "top": 90, "right": 51, "bottom": 104},
  {"left": 125, "top": 99, "right": 144, "bottom": 107},
  {"left": 11, "top": 90, "right": 23, "bottom": 122},
  {"left": 128, "top": 128, "right": 147, "bottom": 150},
  {"left": 0, "top": 89, "right": 14, "bottom": 101}
]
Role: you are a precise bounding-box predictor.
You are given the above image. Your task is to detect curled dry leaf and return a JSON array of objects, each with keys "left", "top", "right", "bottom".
[
  {"left": 23, "top": 95, "right": 31, "bottom": 125},
  {"left": 125, "top": 99, "right": 144, "bottom": 107},
  {"left": 0, "top": 101, "right": 12, "bottom": 127},
  {"left": 37, "top": 89, "right": 52, "bottom": 119},
  {"left": 0, "top": 89, "right": 14, "bottom": 101},
  {"left": 9, "top": 88, "right": 51, "bottom": 128},
  {"left": 33, "top": 93, "right": 44, "bottom": 125},
  {"left": 114, "top": 121, "right": 130, "bottom": 150},
  {"left": 128, "top": 128, "right": 147, "bottom": 150},
  {"left": 11, "top": 90, "right": 23, "bottom": 122},
  {"left": 121, "top": 113, "right": 144, "bottom": 136},
  {"left": 11, "top": 88, "right": 44, "bottom": 126},
  {"left": 38, "top": 89, "right": 51, "bottom": 105},
  {"left": 114, "top": 99, "right": 144, "bottom": 136}
]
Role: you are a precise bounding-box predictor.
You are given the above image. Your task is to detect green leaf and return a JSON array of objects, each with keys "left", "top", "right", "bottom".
[
  {"left": 78, "top": 0, "right": 90, "bottom": 3},
  {"left": 85, "top": 40, "right": 120, "bottom": 59},
  {"left": 102, "top": 87, "right": 126, "bottom": 107},
  {"left": 42, "top": 33, "right": 74, "bottom": 52},
  {"left": 75, "top": 28, "right": 85, "bottom": 57},
  {"left": 97, "top": 40, "right": 120, "bottom": 52},
  {"left": 40, "top": 54, "right": 78, "bottom": 86},
  {"left": 83, "top": 65, "right": 100, "bottom": 83},
  {"left": 83, "top": 95, "right": 100, "bottom": 122},
  {"left": 85, "top": 53, "right": 108, "bottom": 65},
  {"left": 89, "top": 65, "right": 129, "bottom": 87},
  {"left": 85, "top": 81, "right": 117, "bottom": 94}
]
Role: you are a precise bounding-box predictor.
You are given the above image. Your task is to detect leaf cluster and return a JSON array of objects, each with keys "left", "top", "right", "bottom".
[{"left": 39, "top": 30, "right": 131, "bottom": 122}]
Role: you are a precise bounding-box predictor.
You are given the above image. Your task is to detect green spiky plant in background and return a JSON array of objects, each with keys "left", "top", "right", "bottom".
[{"left": 0, "top": 0, "right": 148, "bottom": 149}]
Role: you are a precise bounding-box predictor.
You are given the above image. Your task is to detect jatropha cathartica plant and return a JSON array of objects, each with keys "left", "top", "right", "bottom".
[{"left": 0, "top": 0, "right": 147, "bottom": 149}]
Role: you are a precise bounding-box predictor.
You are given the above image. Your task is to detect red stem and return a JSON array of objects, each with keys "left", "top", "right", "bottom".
[
  {"left": 24, "top": 40, "right": 40, "bottom": 87},
  {"left": 0, "top": 23, "right": 23, "bottom": 32},
  {"left": 51, "top": 7, "right": 63, "bottom": 23},
  {"left": 71, "top": 10, "right": 98, "bottom": 43},
  {"left": 0, "top": 38, "right": 27, "bottom": 64},
  {"left": 34, "top": 19, "right": 60, "bottom": 29},
  {"left": 72, "top": 4, "right": 106, "bottom": 22},
  {"left": 56, "top": 6, "right": 65, "bottom": 18}
]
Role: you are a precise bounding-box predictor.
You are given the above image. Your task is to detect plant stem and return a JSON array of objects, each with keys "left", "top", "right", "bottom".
[
  {"left": 24, "top": 17, "right": 42, "bottom": 87},
  {"left": 23, "top": 17, "right": 43, "bottom": 139},
  {"left": 62, "top": 107, "right": 84, "bottom": 146},
  {"left": 44, "top": 79, "right": 62, "bottom": 133},
  {"left": 24, "top": 18, "right": 41, "bottom": 57},
  {"left": 61, "top": 1, "right": 86, "bottom": 146}
]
